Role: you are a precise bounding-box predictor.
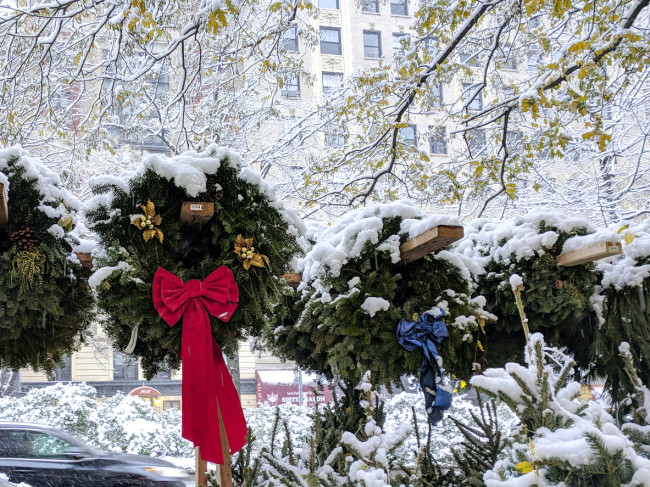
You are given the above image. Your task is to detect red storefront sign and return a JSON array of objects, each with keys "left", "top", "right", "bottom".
[
  {"left": 128, "top": 386, "right": 162, "bottom": 397},
  {"left": 256, "top": 370, "right": 333, "bottom": 407}
]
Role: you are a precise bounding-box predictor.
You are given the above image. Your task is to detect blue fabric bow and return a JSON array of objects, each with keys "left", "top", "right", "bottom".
[{"left": 397, "top": 311, "right": 453, "bottom": 425}]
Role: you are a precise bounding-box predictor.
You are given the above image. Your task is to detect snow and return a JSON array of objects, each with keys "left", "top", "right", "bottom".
[
  {"left": 509, "top": 273, "right": 523, "bottom": 290},
  {"left": 88, "top": 261, "right": 134, "bottom": 289},
  {"left": 256, "top": 370, "right": 321, "bottom": 385},
  {"left": 596, "top": 219, "right": 650, "bottom": 290},
  {"left": 562, "top": 227, "right": 620, "bottom": 253},
  {"left": 360, "top": 297, "right": 390, "bottom": 317}
]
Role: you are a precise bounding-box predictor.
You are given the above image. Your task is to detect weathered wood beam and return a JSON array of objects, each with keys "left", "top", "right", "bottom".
[
  {"left": 557, "top": 241, "right": 622, "bottom": 267},
  {"left": 283, "top": 224, "right": 465, "bottom": 288},
  {"left": 398, "top": 225, "right": 465, "bottom": 265},
  {"left": 0, "top": 183, "right": 8, "bottom": 226},
  {"left": 180, "top": 202, "right": 215, "bottom": 226},
  {"left": 74, "top": 252, "right": 94, "bottom": 269}
]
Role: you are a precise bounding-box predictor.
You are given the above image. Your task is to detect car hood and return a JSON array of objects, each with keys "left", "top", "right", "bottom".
[{"left": 103, "top": 451, "right": 177, "bottom": 467}]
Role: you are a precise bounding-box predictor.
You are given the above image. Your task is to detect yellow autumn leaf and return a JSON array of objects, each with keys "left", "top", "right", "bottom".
[
  {"left": 143, "top": 229, "right": 155, "bottom": 242},
  {"left": 516, "top": 461, "right": 534, "bottom": 474},
  {"left": 477, "top": 340, "right": 484, "bottom": 352}
]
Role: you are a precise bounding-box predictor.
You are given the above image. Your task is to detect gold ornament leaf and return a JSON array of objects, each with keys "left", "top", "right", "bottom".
[
  {"left": 143, "top": 229, "right": 155, "bottom": 242},
  {"left": 152, "top": 214, "right": 162, "bottom": 226},
  {"left": 262, "top": 254, "right": 270, "bottom": 266},
  {"left": 250, "top": 254, "right": 265, "bottom": 268},
  {"left": 132, "top": 217, "right": 143, "bottom": 229},
  {"left": 144, "top": 200, "right": 156, "bottom": 218},
  {"left": 243, "top": 258, "right": 252, "bottom": 270},
  {"left": 154, "top": 228, "right": 164, "bottom": 243},
  {"left": 234, "top": 234, "right": 246, "bottom": 257}
]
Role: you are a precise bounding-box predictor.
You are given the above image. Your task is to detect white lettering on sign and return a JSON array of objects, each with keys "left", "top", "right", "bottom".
[
  {"left": 190, "top": 204, "right": 203, "bottom": 211},
  {"left": 608, "top": 246, "right": 619, "bottom": 252}
]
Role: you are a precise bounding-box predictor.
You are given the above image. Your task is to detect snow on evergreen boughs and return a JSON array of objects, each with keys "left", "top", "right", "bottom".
[
  {"left": 590, "top": 219, "right": 650, "bottom": 405},
  {"left": 455, "top": 210, "right": 599, "bottom": 369},
  {"left": 473, "top": 333, "right": 650, "bottom": 486},
  {"left": 265, "top": 202, "right": 493, "bottom": 386},
  {"left": 84, "top": 145, "right": 304, "bottom": 377},
  {"left": 0, "top": 147, "right": 93, "bottom": 372}
]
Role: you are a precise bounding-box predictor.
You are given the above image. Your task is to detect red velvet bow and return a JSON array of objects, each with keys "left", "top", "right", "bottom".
[{"left": 152, "top": 266, "right": 247, "bottom": 464}]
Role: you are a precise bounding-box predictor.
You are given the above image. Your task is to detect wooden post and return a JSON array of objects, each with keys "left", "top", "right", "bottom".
[
  {"left": 0, "top": 183, "right": 8, "bottom": 226},
  {"left": 180, "top": 202, "right": 215, "bottom": 226},
  {"left": 282, "top": 272, "right": 302, "bottom": 288},
  {"left": 218, "top": 405, "right": 233, "bottom": 487},
  {"left": 195, "top": 446, "right": 207, "bottom": 487},
  {"left": 74, "top": 252, "right": 94, "bottom": 269},
  {"left": 557, "top": 241, "right": 622, "bottom": 267}
]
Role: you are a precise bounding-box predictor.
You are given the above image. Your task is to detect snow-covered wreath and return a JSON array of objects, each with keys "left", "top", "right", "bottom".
[
  {"left": 0, "top": 147, "right": 93, "bottom": 372},
  {"left": 85, "top": 145, "right": 305, "bottom": 378}
]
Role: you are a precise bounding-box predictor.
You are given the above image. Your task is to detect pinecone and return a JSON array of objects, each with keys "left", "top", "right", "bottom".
[
  {"left": 204, "top": 174, "right": 224, "bottom": 201},
  {"left": 10, "top": 226, "right": 35, "bottom": 251}
]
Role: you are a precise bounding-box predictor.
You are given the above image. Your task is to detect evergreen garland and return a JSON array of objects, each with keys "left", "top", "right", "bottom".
[
  {"left": 265, "top": 204, "right": 490, "bottom": 387},
  {"left": 0, "top": 149, "right": 93, "bottom": 372},
  {"left": 85, "top": 146, "right": 303, "bottom": 378},
  {"left": 463, "top": 215, "right": 598, "bottom": 368}
]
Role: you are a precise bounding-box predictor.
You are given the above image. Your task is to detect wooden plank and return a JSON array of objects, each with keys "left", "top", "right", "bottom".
[
  {"left": 399, "top": 225, "right": 464, "bottom": 265},
  {"left": 282, "top": 272, "right": 302, "bottom": 288},
  {"left": 557, "top": 241, "right": 622, "bottom": 267},
  {"left": 0, "top": 182, "right": 7, "bottom": 226},
  {"left": 218, "top": 405, "right": 233, "bottom": 487},
  {"left": 74, "top": 252, "right": 93, "bottom": 269},
  {"left": 180, "top": 202, "right": 215, "bottom": 226},
  {"left": 195, "top": 446, "right": 207, "bottom": 487}
]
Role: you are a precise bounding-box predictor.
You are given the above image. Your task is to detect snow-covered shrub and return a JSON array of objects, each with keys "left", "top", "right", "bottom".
[
  {"left": 265, "top": 201, "right": 494, "bottom": 387},
  {"left": 473, "top": 333, "right": 650, "bottom": 486},
  {"left": 455, "top": 210, "right": 599, "bottom": 368}
]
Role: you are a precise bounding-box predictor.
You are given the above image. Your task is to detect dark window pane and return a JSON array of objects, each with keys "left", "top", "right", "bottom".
[
  {"left": 362, "top": 0, "right": 379, "bottom": 12},
  {"left": 325, "top": 132, "right": 346, "bottom": 147},
  {"left": 392, "top": 33, "right": 409, "bottom": 57},
  {"left": 52, "top": 355, "right": 71, "bottom": 381},
  {"left": 282, "top": 75, "right": 300, "bottom": 98},
  {"left": 320, "top": 27, "right": 342, "bottom": 55},
  {"left": 113, "top": 351, "right": 138, "bottom": 380},
  {"left": 429, "top": 126, "right": 447, "bottom": 154},
  {"left": 463, "top": 83, "right": 483, "bottom": 111},
  {"left": 163, "top": 400, "right": 181, "bottom": 411},
  {"left": 322, "top": 72, "right": 343, "bottom": 94},
  {"left": 460, "top": 50, "right": 480, "bottom": 67},
  {"left": 468, "top": 129, "right": 487, "bottom": 156},
  {"left": 363, "top": 31, "right": 381, "bottom": 58},
  {"left": 401, "top": 124, "right": 417, "bottom": 147},
  {"left": 390, "top": 0, "right": 408, "bottom": 15},
  {"left": 283, "top": 26, "right": 298, "bottom": 52}
]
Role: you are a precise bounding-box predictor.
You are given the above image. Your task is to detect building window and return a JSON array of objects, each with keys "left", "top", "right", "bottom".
[
  {"left": 363, "top": 30, "right": 382, "bottom": 58},
  {"left": 113, "top": 351, "right": 138, "bottom": 380},
  {"left": 320, "top": 27, "right": 342, "bottom": 55},
  {"left": 501, "top": 45, "right": 517, "bottom": 70},
  {"left": 429, "top": 126, "right": 447, "bottom": 154},
  {"left": 401, "top": 124, "right": 417, "bottom": 147},
  {"left": 392, "top": 33, "right": 409, "bottom": 58},
  {"left": 506, "top": 131, "right": 523, "bottom": 152},
  {"left": 362, "top": 0, "right": 379, "bottom": 12},
  {"left": 163, "top": 400, "right": 181, "bottom": 411},
  {"left": 283, "top": 25, "right": 298, "bottom": 52},
  {"left": 468, "top": 129, "right": 487, "bottom": 156},
  {"left": 325, "top": 131, "right": 346, "bottom": 147},
  {"left": 463, "top": 83, "right": 483, "bottom": 111},
  {"left": 282, "top": 75, "right": 300, "bottom": 98},
  {"left": 430, "top": 83, "right": 443, "bottom": 107},
  {"left": 424, "top": 36, "right": 438, "bottom": 56},
  {"left": 459, "top": 50, "right": 480, "bottom": 67},
  {"left": 152, "top": 369, "right": 172, "bottom": 380},
  {"left": 322, "top": 72, "right": 344, "bottom": 94},
  {"left": 319, "top": 0, "right": 339, "bottom": 9},
  {"left": 528, "top": 45, "right": 540, "bottom": 71},
  {"left": 390, "top": 0, "right": 408, "bottom": 15},
  {"left": 51, "top": 355, "right": 72, "bottom": 381}
]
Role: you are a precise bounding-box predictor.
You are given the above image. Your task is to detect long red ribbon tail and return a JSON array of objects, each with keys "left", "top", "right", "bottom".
[{"left": 181, "top": 301, "right": 246, "bottom": 464}]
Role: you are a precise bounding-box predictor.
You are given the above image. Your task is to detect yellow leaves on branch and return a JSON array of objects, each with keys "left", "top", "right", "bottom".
[{"left": 582, "top": 129, "right": 612, "bottom": 151}]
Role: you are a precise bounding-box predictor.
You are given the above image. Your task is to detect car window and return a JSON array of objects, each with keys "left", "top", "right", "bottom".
[{"left": 0, "top": 429, "right": 74, "bottom": 459}]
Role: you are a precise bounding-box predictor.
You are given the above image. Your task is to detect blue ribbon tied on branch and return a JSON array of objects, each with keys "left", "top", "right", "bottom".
[{"left": 397, "top": 310, "right": 453, "bottom": 425}]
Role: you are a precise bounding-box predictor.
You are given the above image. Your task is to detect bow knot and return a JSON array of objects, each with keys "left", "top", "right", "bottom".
[
  {"left": 152, "top": 267, "right": 247, "bottom": 465},
  {"left": 185, "top": 279, "right": 205, "bottom": 298}
]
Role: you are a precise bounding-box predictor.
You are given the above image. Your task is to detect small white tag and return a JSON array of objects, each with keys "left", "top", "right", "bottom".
[
  {"left": 608, "top": 245, "right": 619, "bottom": 252},
  {"left": 190, "top": 204, "right": 203, "bottom": 211}
]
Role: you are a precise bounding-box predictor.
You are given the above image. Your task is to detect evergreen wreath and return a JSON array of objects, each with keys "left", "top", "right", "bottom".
[
  {"left": 264, "top": 203, "right": 492, "bottom": 387},
  {"left": 459, "top": 212, "right": 599, "bottom": 369},
  {"left": 0, "top": 148, "right": 93, "bottom": 372},
  {"left": 85, "top": 145, "right": 304, "bottom": 378},
  {"left": 591, "top": 221, "right": 650, "bottom": 406}
]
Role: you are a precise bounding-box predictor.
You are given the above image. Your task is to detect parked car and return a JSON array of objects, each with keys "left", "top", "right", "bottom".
[{"left": 0, "top": 423, "right": 193, "bottom": 487}]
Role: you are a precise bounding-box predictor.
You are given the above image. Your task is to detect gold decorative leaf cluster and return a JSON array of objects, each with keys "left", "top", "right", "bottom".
[
  {"left": 132, "top": 200, "right": 164, "bottom": 243},
  {"left": 234, "top": 235, "right": 269, "bottom": 270}
]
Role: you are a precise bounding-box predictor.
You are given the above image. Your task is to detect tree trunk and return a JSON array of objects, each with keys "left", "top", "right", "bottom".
[{"left": 0, "top": 367, "right": 19, "bottom": 397}]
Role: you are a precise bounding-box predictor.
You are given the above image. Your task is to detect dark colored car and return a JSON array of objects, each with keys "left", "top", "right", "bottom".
[{"left": 0, "top": 423, "right": 193, "bottom": 487}]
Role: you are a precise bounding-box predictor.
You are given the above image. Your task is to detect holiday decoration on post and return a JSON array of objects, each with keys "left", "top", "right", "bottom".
[
  {"left": 264, "top": 202, "right": 492, "bottom": 387},
  {"left": 234, "top": 235, "right": 269, "bottom": 270},
  {"left": 85, "top": 146, "right": 304, "bottom": 471},
  {"left": 152, "top": 267, "right": 246, "bottom": 464},
  {"left": 397, "top": 310, "right": 453, "bottom": 425},
  {"left": 0, "top": 147, "right": 93, "bottom": 372}
]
